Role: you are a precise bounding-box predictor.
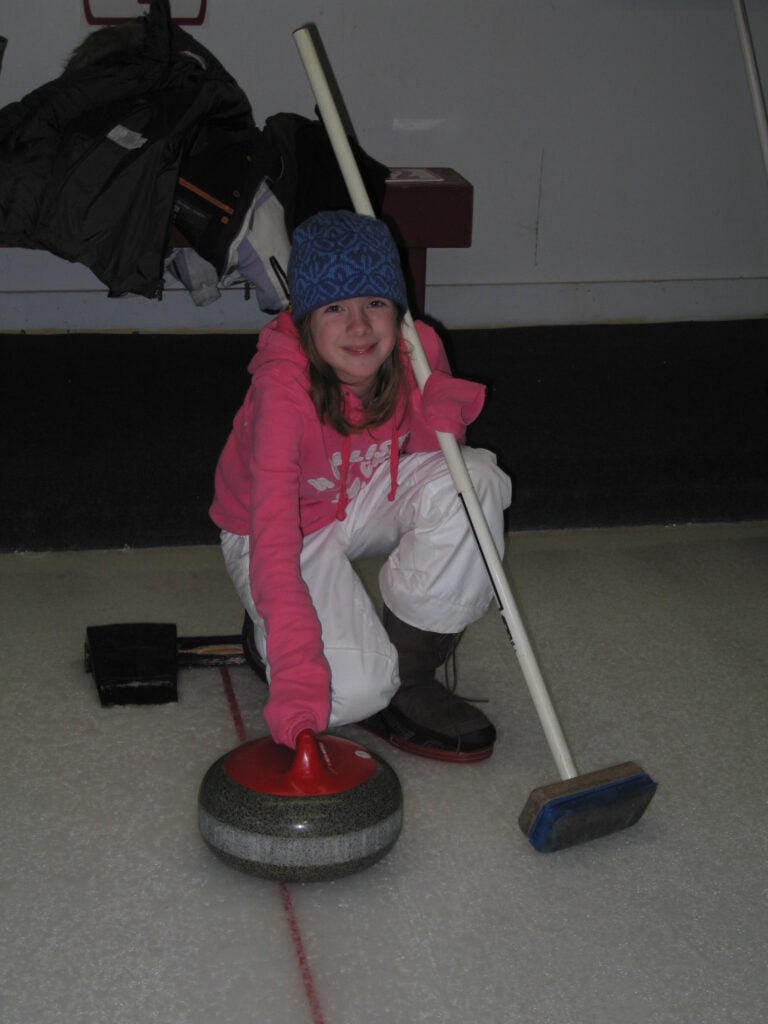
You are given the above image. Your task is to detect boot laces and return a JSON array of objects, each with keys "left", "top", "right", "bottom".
[{"left": 440, "top": 637, "right": 488, "bottom": 705}]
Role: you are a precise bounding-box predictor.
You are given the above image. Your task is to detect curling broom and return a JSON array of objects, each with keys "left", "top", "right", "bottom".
[{"left": 292, "top": 24, "right": 657, "bottom": 852}]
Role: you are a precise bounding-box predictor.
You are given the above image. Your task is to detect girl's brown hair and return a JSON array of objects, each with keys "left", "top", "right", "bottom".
[{"left": 298, "top": 310, "right": 409, "bottom": 436}]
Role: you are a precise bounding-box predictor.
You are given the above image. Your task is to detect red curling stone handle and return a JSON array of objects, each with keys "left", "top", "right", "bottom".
[{"left": 224, "top": 729, "right": 378, "bottom": 797}]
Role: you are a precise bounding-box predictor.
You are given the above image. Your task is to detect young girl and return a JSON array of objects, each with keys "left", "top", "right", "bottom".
[{"left": 210, "top": 210, "right": 512, "bottom": 762}]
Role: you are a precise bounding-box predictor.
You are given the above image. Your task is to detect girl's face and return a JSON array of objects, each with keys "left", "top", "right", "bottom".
[{"left": 308, "top": 296, "right": 399, "bottom": 398}]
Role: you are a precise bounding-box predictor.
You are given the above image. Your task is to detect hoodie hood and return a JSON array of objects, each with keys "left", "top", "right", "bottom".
[{"left": 248, "top": 310, "right": 308, "bottom": 376}]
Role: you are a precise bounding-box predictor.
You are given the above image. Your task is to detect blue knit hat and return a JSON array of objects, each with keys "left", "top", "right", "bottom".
[{"left": 288, "top": 210, "right": 407, "bottom": 321}]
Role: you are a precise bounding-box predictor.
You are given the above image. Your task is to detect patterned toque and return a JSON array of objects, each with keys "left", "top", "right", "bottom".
[{"left": 288, "top": 210, "right": 407, "bottom": 321}]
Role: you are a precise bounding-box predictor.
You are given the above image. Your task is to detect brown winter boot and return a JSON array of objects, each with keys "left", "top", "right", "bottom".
[{"left": 363, "top": 606, "right": 496, "bottom": 762}]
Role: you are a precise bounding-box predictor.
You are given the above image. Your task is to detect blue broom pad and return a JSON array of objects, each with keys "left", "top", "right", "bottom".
[{"left": 527, "top": 771, "right": 658, "bottom": 853}]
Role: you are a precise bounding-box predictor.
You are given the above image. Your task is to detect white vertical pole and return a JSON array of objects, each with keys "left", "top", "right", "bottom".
[{"left": 732, "top": 0, "right": 768, "bottom": 184}]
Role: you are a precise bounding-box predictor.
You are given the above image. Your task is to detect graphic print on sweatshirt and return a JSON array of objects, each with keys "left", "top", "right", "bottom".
[{"left": 307, "top": 434, "right": 409, "bottom": 506}]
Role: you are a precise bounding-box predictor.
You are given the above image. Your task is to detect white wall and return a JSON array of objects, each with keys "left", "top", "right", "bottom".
[{"left": 1, "top": 0, "right": 767, "bottom": 330}]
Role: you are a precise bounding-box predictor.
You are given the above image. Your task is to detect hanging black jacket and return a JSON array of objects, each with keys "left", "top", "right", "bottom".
[{"left": 0, "top": 0, "right": 257, "bottom": 297}]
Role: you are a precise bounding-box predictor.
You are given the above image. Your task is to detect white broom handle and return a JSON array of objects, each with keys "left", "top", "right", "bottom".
[
  {"left": 732, "top": 0, "right": 768, "bottom": 185},
  {"left": 293, "top": 25, "right": 578, "bottom": 781}
]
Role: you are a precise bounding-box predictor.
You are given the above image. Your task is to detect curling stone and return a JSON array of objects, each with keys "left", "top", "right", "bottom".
[{"left": 198, "top": 730, "right": 403, "bottom": 882}]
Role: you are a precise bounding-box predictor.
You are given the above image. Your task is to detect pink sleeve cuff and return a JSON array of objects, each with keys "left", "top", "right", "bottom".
[
  {"left": 263, "top": 697, "right": 330, "bottom": 749},
  {"left": 420, "top": 371, "right": 486, "bottom": 435}
]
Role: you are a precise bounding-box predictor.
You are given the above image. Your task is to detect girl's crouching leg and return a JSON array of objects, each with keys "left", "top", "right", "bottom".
[
  {"left": 326, "top": 644, "right": 399, "bottom": 728},
  {"left": 380, "top": 447, "right": 512, "bottom": 634}
]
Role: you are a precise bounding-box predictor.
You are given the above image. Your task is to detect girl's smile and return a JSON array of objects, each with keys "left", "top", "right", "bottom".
[{"left": 309, "top": 296, "right": 399, "bottom": 398}]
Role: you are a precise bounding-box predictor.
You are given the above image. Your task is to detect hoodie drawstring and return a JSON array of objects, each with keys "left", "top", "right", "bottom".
[
  {"left": 335, "top": 433, "right": 352, "bottom": 521},
  {"left": 388, "top": 416, "right": 400, "bottom": 502},
  {"left": 335, "top": 423, "right": 400, "bottom": 522}
]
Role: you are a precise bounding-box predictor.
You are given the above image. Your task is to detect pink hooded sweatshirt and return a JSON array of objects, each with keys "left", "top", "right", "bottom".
[{"left": 210, "top": 311, "right": 485, "bottom": 746}]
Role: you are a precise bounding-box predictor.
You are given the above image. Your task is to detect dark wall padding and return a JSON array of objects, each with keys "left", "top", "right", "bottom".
[{"left": 2, "top": 319, "right": 766, "bottom": 551}]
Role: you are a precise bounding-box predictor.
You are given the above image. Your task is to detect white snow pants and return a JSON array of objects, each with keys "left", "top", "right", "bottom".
[{"left": 221, "top": 447, "right": 512, "bottom": 728}]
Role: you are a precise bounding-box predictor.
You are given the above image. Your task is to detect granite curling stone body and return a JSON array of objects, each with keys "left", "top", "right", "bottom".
[{"left": 198, "top": 730, "right": 403, "bottom": 881}]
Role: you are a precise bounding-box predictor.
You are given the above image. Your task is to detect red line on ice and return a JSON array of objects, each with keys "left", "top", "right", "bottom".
[
  {"left": 280, "top": 883, "right": 327, "bottom": 1024},
  {"left": 218, "top": 667, "right": 327, "bottom": 1024},
  {"left": 219, "top": 665, "right": 247, "bottom": 744}
]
